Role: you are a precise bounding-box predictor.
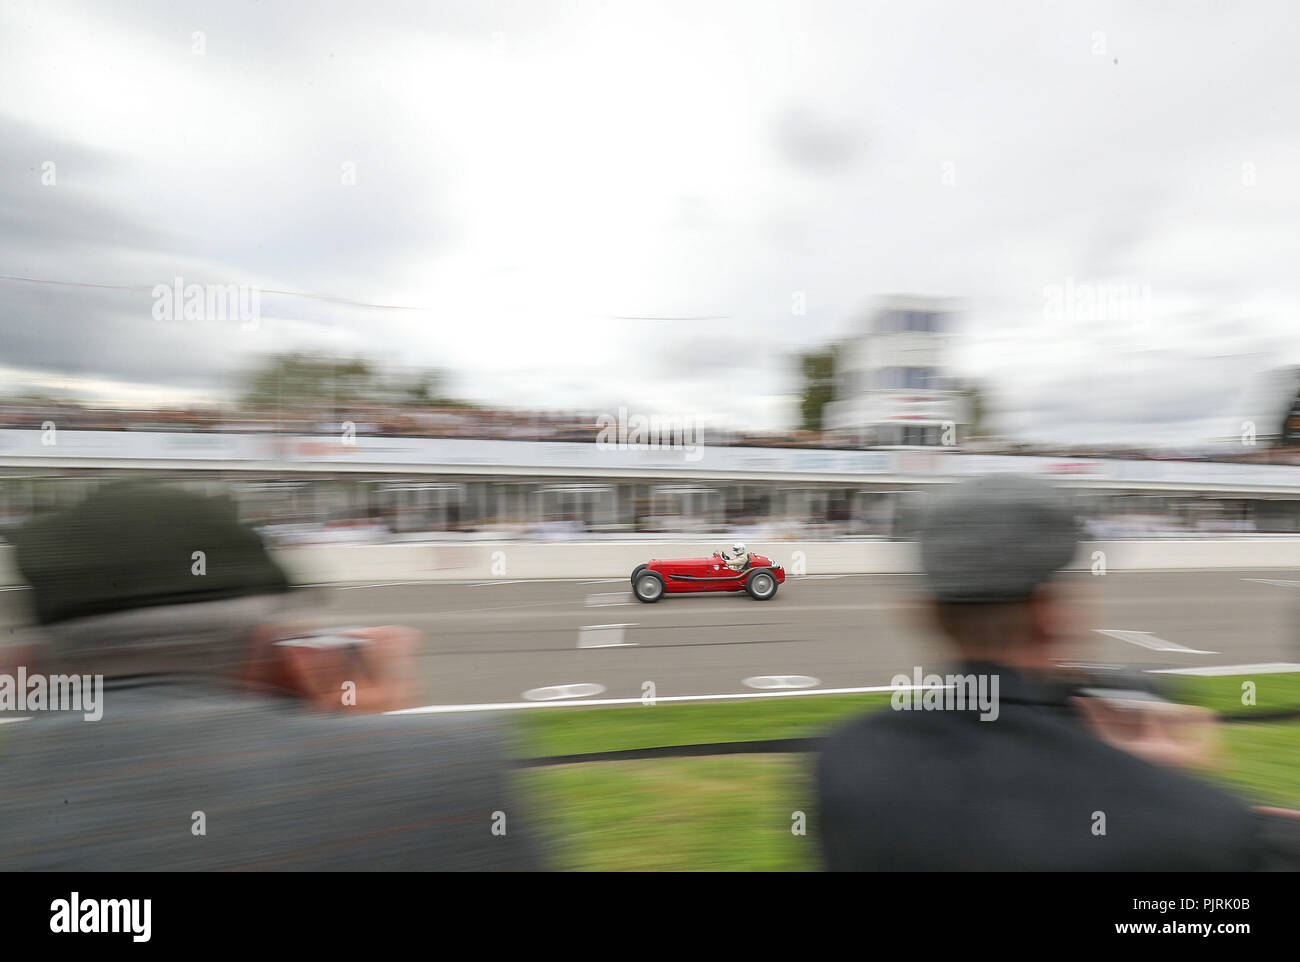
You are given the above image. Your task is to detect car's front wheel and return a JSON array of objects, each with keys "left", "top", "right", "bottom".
[
  {"left": 746, "top": 570, "right": 778, "bottom": 601},
  {"left": 633, "top": 571, "right": 666, "bottom": 603}
]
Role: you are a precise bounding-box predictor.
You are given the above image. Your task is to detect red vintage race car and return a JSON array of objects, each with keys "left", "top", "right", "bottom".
[{"left": 630, "top": 544, "right": 785, "bottom": 603}]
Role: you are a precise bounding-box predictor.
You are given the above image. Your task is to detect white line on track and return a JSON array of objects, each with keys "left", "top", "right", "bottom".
[
  {"left": 239, "top": 569, "right": 1300, "bottom": 593},
  {"left": 366, "top": 599, "right": 571, "bottom": 616},
  {"left": 386, "top": 661, "right": 1300, "bottom": 714},
  {"left": 1093, "top": 628, "right": 1219, "bottom": 655},
  {"left": 1241, "top": 578, "right": 1300, "bottom": 587},
  {"left": 292, "top": 574, "right": 916, "bottom": 590},
  {"left": 585, "top": 591, "right": 633, "bottom": 607},
  {"left": 387, "top": 683, "right": 925, "bottom": 714},
  {"left": 744, "top": 675, "right": 820, "bottom": 690},
  {"left": 1149, "top": 662, "right": 1300, "bottom": 676},
  {"left": 522, "top": 683, "right": 607, "bottom": 701},
  {"left": 1099, "top": 567, "right": 1300, "bottom": 574},
  {"left": 325, "top": 581, "right": 451, "bottom": 589},
  {"left": 577, "top": 624, "right": 637, "bottom": 648},
  {"left": 303, "top": 578, "right": 610, "bottom": 589}
]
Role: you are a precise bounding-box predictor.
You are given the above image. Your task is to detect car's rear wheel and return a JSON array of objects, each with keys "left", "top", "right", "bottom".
[
  {"left": 633, "top": 571, "right": 665, "bottom": 603},
  {"left": 746, "top": 570, "right": 778, "bottom": 601}
]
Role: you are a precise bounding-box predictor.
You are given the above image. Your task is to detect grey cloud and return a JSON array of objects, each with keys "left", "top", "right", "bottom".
[
  {"left": 4, "top": 0, "right": 1300, "bottom": 443},
  {"left": 773, "top": 104, "right": 869, "bottom": 173}
]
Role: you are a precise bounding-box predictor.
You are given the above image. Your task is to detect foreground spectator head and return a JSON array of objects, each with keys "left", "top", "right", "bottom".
[
  {"left": 0, "top": 480, "right": 540, "bottom": 870},
  {"left": 917, "top": 474, "right": 1081, "bottom": 668},
  {"left": 816, "top": 472, "right": 1277, "bottom": 871}
]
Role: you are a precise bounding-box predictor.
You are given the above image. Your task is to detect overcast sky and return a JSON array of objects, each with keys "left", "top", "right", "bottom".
[{"left": 2, "top": 0, "right": 1299, "bottom": 444}]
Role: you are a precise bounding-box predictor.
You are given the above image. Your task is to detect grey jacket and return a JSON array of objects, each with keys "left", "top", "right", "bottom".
[
  {"left": 817, "top": 663, "right": 1266, "bottom": 871},
  {"left": 0, "top": 677, "right": 541, "bottom": 871},
  {"left": 0, "top": 597, "right": 540, "bottom": 871}
]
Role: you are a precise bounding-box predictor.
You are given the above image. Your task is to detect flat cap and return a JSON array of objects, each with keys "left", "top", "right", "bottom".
[{"left": 918, "top": 474, "right": 1080, "bottom": 603}]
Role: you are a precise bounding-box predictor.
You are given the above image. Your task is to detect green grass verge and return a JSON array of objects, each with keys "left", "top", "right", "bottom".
[
  {"left": 1166, "top": 671, "right": 1300, "bottom": 716},
  {"left": 515, "top": 692, "right": 892, "bottom": 759},
  {"left": 520, "top": 755, "right": 819, "bottom": 871},
  {"left": 516, "top": 672, "right": 1300, "bottom": 760},
  {"left": 516, "top": 672, "right": 1300, "bottom": 870},
  {"left": 1204, "top": 723, "right": 1300, "bottom": 809}
]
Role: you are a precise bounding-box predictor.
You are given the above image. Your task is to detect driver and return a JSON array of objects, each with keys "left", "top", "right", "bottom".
[{"left": 720, "top": 542, "right": 751, "bottom": 572}]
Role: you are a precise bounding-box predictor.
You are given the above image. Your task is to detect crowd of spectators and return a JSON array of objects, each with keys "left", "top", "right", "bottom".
[{"left": 2, "top": 398, "right": 1298, "bottom": 465}]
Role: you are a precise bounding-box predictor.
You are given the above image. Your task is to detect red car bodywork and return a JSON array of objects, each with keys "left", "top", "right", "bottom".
[{"left": 642, "top": 553, "right": 785, "bottom": 594}]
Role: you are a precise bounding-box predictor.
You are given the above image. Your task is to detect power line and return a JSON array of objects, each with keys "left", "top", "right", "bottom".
[{"left": 0, "top": 273, "right": 426, "bottom": 312}]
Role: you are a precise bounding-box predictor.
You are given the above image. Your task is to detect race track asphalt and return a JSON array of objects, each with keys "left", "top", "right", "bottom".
[
  {"left": 303, "top": 568, "right": 1300, "bottom": 709},
  {"left": 3, "top": 567, "right": 1295, "bottom": 709}
]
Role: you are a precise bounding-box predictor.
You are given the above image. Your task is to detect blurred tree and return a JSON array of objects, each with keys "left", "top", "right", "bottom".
[
  {"left": 240, "top": 354, "right": 464, "bottom": 409},
  {"left": 402, "top": 370, "right": 450, "bottom": 406},
  {"left": 241, "top": 354, "right": 368, "bottom": 408},
  {"left": 799, "top": 347, "right": 838, "bottom": 432},
  {"left": 955, "top": 379, "right": 992, "bottom": 440}
]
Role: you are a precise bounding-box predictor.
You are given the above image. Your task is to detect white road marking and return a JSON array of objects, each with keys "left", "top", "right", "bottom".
[
  {"left": 1094, "top": 629, "right": 1219, "bottom": 655},
  {"left": 389, "top": 683, "right": 928, "bottom": 714},
  {"left": 623, "top": 601, "right": 910, "bottom": 614},
  {"left": 744, "top": 675, "right": 821, "bottom": 690},
  {"left": 0, "top": 716, "right": 32, "bottom": 724},
  {"left": 521, "top": 683, "right": 607, "bottom": 701},
  {"left": 1148, "top": 662, "right": 1300, "bottom": 676},
  {"left": 585, "top": 592, "right": 633, "bottom": 607},
  {"left": 1241, "top": 578, "right": 1300, "bottom": 587},
  {"left": 578, "top": 624, "right": 638, "bottom": 648},
  {"left": 285, "top": 573, "right": 917, "bottom": 591},
  {"left": 327, "top": 581, "right": 447, "bottom": 589},
  {"left": 195, "top": 570, "right": 1300, "bottom": 593},
  {"left": 326, "top": 599, "right": 570, "bottom": 619}
]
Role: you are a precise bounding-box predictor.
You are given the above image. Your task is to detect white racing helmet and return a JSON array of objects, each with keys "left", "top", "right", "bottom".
[{"left": 721, "top": 542, "right": 750, "bottom": 570}]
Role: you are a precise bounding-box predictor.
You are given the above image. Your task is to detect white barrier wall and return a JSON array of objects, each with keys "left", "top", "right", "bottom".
[
  {"left": 0, "top": 540, "right": 1295, "bottom": 587},
  {"left": 8, "top": 430, "right": 1300, "bottom": 493},
  {"left": 269, "top": 539, "right": 1299, "bottom": 583},
  {"left": 271, "top": 541, "right": 919, "bottom": 583}
]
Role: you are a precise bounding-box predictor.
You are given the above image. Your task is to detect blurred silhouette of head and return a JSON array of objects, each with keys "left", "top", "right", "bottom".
[
  {"left": 8, "top": 480, "right": 291, "bottom": 676},
  {"left": 918, "top": 474, "right": 1080, "bottom": 665}
]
